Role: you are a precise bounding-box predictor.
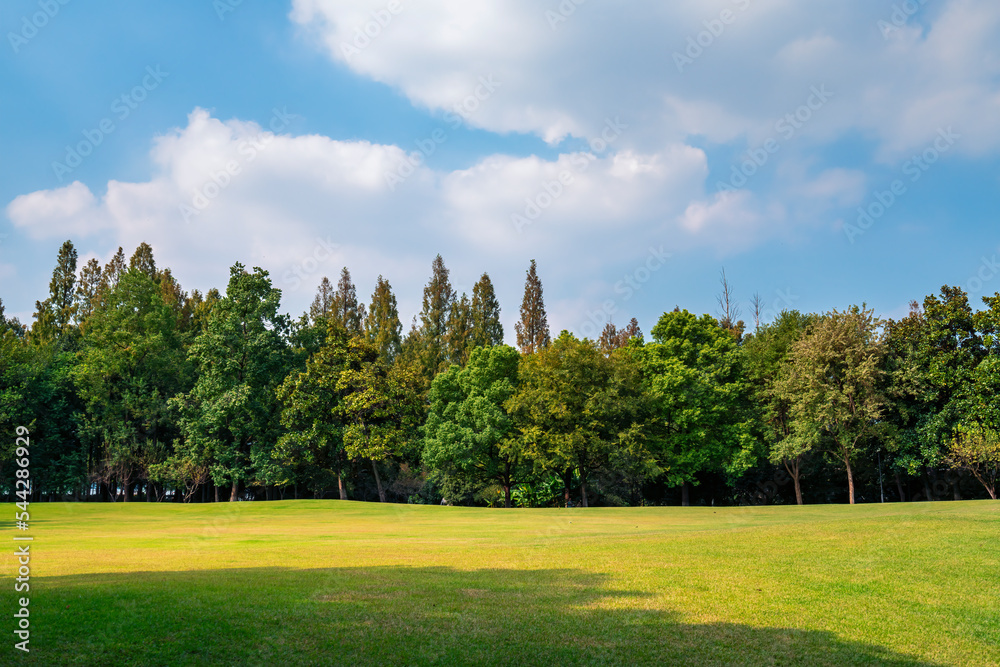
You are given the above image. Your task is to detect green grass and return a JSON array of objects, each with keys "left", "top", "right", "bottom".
[{"left": 3, "top": 500, "right": 998, "bottom": 666}]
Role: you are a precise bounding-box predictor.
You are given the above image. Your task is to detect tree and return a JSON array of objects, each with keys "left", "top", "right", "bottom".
[
  {"left": 945, "top": 424, "right": 999, "bottom": 499},
  {"left": 336, "top": 337, "right": 422, "bottom": 502},
  {"left": 310, "top": 276, "right": 335, "bottom": 323},
  {"left": 101, "top": 247, "right": 127, "bottom": 294},
  {"left": 75, "top": 258, "right": 103, "bottom": 326},
  {"left": 470, "top": 273, "right": 504, "bottom": 349},
  {"left": 778, "top": 306, "right": 886, "bottom": 504},
  {"left": 332, "top": 267, "right": 365, "bottom": 336},
  {"left": 74, "top": 269, "right": 187, "bottom": 502},
  {"left": 515, "top": 259, "right": 550, "bottom": 354},
  {"left": 883, "top": 287, "right": 984, "bottom": 500},
  {"left": 31, "top": 240, "right": 78, "bottom": 343},
  {"left": 446, "top": 293, "right": 473, "bottom": 366},
  {"left": 743, "top": 311, "right": 816, "bottom": 504},
  {"left": 417, "top": 255, "right": 456, "bottom": 377},
  {"left": 176, "top": 264, "right": 290, "bottom": 501},
  {"left": 276, "top": 324, "right": 419, "bottom": 501},
  {"left": 365, "top": 275, "right": 403, "bottom": 362},
  {"left": 598, "top": 318, "right": 643, "bottom": 356},
  {"left": 508, "top": 332, "right": 650, "bottom": 507},
  {"left": 424, "top": 345, "right": 524, "bottom": 507},
  {"left": 716, "top": 268, "right": 745, "bottom": 342},
  {"left": 129, "top": 242, "right": 157, "bottom": 281},
  {"left": 642, "top": 309, "right": 756, "bottom": 505}
]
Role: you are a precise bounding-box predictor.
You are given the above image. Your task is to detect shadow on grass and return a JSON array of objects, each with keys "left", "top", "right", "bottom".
[{"left": 25, "top": 566, "right": 939, "bottom": 667}]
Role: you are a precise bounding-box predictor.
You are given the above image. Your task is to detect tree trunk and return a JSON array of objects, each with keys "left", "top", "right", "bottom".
[
  {"left": 563, "top": 470, "right": 572, "bottom": 508},
  {"left": 792, "top": 468, "right": 803, "bottom": 506},
  {"left": 504, "top": 485, "right": 511, "bottom": 509},
  {"left": 681, "top": 481, "right": 690, "bottom": 507},
  {"left": 580, "top": 479, "right": 588, "bottom": 508},
  {"left": 845, "top": 457, "right": 855, "bottom": 505},
  {"left": 895, "top": 472, "right": 906, "bottom": 502},
  {"left": 229, "top": 479, "right": 238, "bottom": 502},
  {"left": 337, "top": 474, "right": 347, "bottom": 500},
  {"left": 370, "top": 460, "right": 386, "bottom": 502},
  {"left": 123, "top": 478, "right": 131, "bottom": 502}
]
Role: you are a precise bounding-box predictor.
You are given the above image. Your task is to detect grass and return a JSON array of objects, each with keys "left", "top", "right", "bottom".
[{"left": 3, "top": 500, "right": 998, "bottom": 666}]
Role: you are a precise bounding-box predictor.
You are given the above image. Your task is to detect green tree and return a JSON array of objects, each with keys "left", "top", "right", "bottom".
[
  {"left": 515, "top": 259, "right": 550, "bottom": 354},
  {"left": 417, "top": 255, "right": 456, "bottom": 378},
  {"left": 332, "top": 267, "right": 365, "bottom": 336},
  {"left": 424, "top": 345, "right": 524, "bottom": 507},
  {"left": 309, "top": 276, "right": 335, "bottom": 323},
  {"left": 75, "top": 269, "right": 188, "bottom": 502},
  {"left": 129, "top": 242, "right": 157, "bottom": 280},
  {"left": 176, "top": 264, "right": 290, "bottom": 501},
  {"left": 365, "top": 275, "right": 403, "bottom": 362},
  {"left": 508, "top": 332, "right": 650, "bottom": 507},
  {"left": 778, "top": 306, "right": 886, "bottom": 504},
  {"left": 945, "top": 424, "right": 999, "bottom": 500},
  {"left": 471, "top": 273, "right": 504, "bottom": 349},
  {"left": 446, "top": 293, "right": 473, "bottom": 366},
  {"left": 883, "top": 287, "right": 984, "bottom": 500},
  {"left": 743, "top": 311, "right": 815, "bottom": 504},
  {"left": 31, "top": 240, "right": 78, "bottom": 343},
  {"left": 75, "top": 258, "right": 103, "bottom": 326},
  {"left": 642, "top": 309, "right": 756, "bottom": 505}
]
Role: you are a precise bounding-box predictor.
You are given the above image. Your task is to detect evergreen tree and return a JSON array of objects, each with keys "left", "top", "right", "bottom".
[
  {"left": 331, "top": 267, "right": 365, "bottom": 336},
  {"left": 75, "top": 258, "right": 103, "bottom": 326},
  {"left": 515, "top": 259, "right": 550, "bottom": 354},
  {"left": 365, "top": 275, "right": 402, "bottom": 361},
  {"left": 471, "top": 272, "right": 504, "bottom": 349},
  {"left": 598, "top": 318, "right": 643, "bottom": 355},
  {"left": 446, "top": 293, "right": 474, "bottom": 366},
  {"left": 175, "top": 264, "right": 290, "bottom": 501},
  {"left": 129, "top": 242, "right": 157, "bottom": 281},
  {"left": 31, "top": 240, "right": 78, "bottom": 343},
  {"left": 309, "top": 276, "right": 335, "bottom": 323},
  {"left": 418, "top": 255, "right": 456, "bottom": 375},
  {"left": 101, "top": 247, "right": 127, "bottom": 294}
]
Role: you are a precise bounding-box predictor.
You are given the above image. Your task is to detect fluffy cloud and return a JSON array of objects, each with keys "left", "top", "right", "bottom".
[
  {"left": 291, "top": 0, "right": 1000, "bottom": 157},
  {"left": 5, "top": 109, "right": 745, "bottom": 332}
]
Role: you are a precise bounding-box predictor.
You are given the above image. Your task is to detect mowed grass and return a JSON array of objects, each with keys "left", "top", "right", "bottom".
[{"left": 3, "top": 500, "right": 998, "bottom": 666}]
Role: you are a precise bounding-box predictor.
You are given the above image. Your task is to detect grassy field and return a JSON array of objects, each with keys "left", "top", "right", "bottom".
[{"left": 3, "top": 500, "right": 998, "bottom": 666}]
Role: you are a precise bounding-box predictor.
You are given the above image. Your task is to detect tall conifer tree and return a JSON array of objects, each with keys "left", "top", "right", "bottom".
[
  {"left": 471, "top": 272, "right": 504, "bottom": 349},
  {"left": 365, "top": 275, "right": 402, "bottom": 361},
  {"left": 515, "top": 259, "right": 550, "bottom": 354}
]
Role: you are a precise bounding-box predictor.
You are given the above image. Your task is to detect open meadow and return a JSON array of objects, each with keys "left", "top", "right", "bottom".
[{"left": 4, "top": 500, "right": 998, "bottom": 666}]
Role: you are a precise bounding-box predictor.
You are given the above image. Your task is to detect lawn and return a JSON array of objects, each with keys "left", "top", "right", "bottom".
[{"left": 3, "top": 500, "right": 998, "bottom": 666}]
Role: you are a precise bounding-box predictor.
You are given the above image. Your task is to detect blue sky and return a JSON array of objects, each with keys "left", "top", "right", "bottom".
[{"left": 2, "top": 0, "right": 999, "bottom": 340}]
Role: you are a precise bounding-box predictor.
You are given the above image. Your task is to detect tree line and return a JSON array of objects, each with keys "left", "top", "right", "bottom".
[{"left": 1, "top": 240, "right": 998, "bottom": 507}]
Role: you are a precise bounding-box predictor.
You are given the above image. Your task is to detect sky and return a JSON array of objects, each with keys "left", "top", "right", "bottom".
[{"left": 2, "top": 0, "right": 999, "bottom": 341}]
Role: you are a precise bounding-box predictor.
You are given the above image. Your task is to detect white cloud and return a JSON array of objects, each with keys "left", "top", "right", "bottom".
[{"left": 290, "top": 0, "right": 1000, "bottom": 158}]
